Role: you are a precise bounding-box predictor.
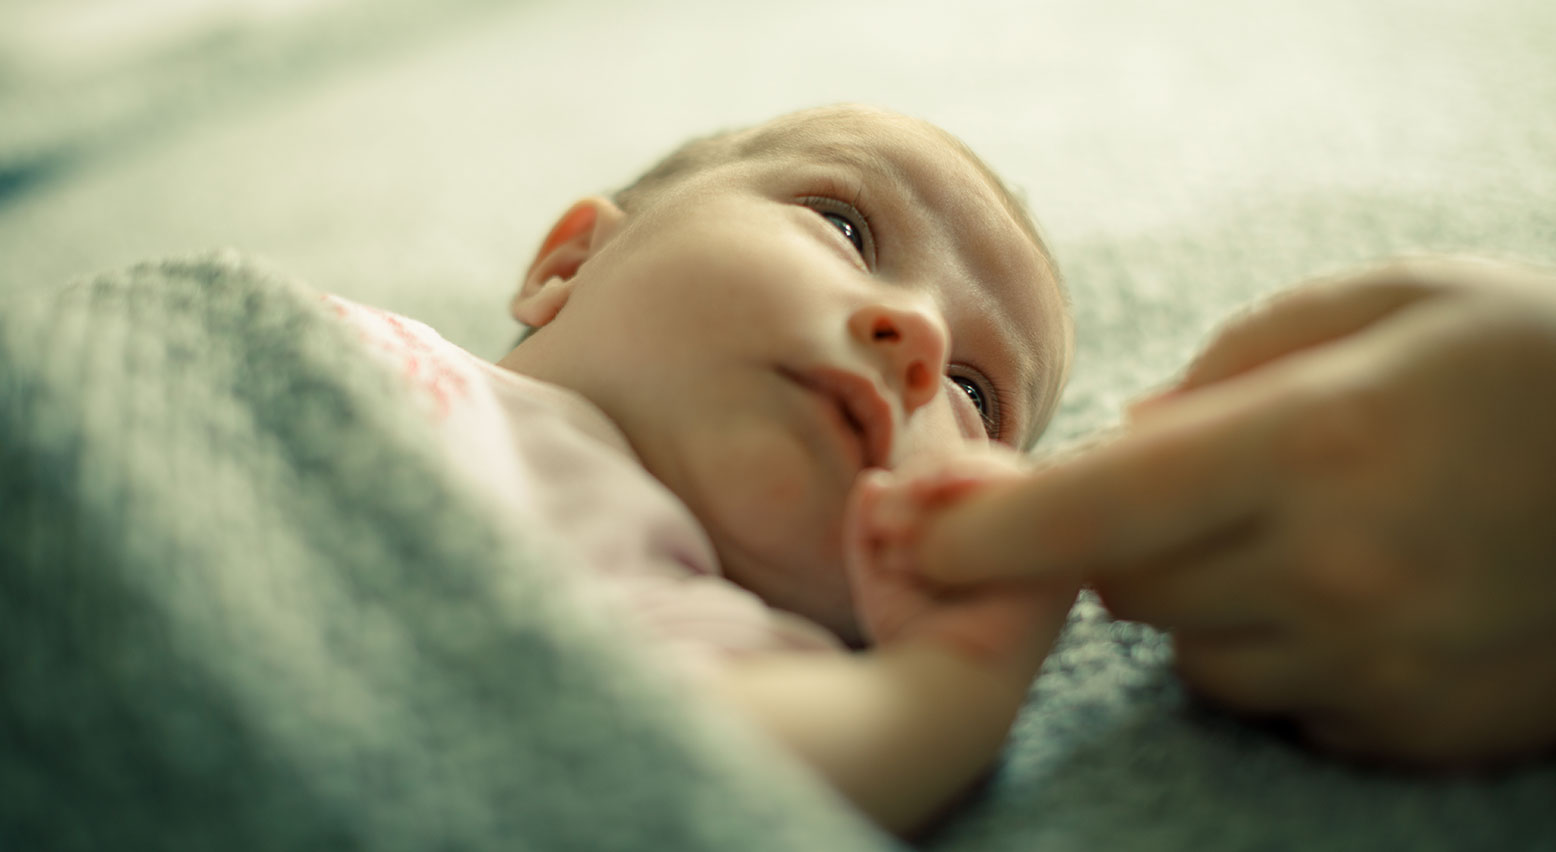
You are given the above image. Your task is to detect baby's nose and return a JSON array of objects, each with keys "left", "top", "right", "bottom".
[{"left": 848, "top": 301, "right": 949, "bottom": 417}]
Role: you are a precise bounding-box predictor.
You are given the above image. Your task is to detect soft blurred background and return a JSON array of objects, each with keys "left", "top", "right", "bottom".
[
  {"left": 5, "top": 3, "right": 1556, "bottom": 848},
  {"left": 6, "top": 0, "right": 1552, "bottom": 449}
]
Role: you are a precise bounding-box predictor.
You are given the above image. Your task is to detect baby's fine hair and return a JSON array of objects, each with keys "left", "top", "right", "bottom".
[{"left": 611, "top": 129, "right": 736, "bottom": 214}]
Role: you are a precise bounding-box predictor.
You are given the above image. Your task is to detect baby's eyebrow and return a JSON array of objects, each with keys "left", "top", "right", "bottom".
[
  {"left": 814, "top": 143, "right": 906, "bottom": 192},
  {"left": 750, "top": 125, "right": 915, "bottom": 203}
]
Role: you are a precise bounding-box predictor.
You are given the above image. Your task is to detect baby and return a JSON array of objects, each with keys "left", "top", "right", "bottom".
[{"left": 324, "top": 104, "right": 1077, "bottom": 837}]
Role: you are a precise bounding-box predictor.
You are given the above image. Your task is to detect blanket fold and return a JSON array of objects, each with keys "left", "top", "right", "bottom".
[{"left": 0, "top": 254, "right": 888, "bottom": 852}]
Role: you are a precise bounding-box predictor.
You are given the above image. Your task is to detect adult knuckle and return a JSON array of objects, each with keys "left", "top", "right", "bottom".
[
  {"left": 1373, "top": 253, "right": 1435, "bottom": 284},
  {"left": 1279, "top": 379, "right": 1398, "bottom": 474},
  {"left": 1367, "top": 252, "right": 1543, "bottom": 302},
  {"left": 1189, "top": 313, "right": 1258, "bottom": 373},
  {"left": 1372, "top": 253, "right": 1456, "bottom": 289},
  {"left": 1297, "top": 529, "right": 1410, "bottom": 613}
]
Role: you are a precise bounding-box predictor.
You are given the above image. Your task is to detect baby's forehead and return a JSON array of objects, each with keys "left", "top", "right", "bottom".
[{"left": 736, "top": 107, "right": 972, "bottom": 186}]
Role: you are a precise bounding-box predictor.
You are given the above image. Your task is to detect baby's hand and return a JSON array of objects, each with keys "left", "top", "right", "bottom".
[
  {"left": 852, "top": 448, "right": 1031, "bottom": 575},
  {"left": 844, "top": 448, "right": 1078, "bottom": 668}
]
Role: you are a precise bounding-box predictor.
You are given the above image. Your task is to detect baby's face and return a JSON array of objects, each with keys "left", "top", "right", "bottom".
[{"left": 514, "top": 106, "right": 1068, "bottom": 643}]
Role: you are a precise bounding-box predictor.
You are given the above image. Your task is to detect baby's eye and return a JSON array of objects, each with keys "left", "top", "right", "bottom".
[
  {"left": 822, "top": 212, "right": 864, "bottom": 254},
  {"left": 950, "top": 375, "right": 1000, "bottom": 440},
  {"left": 798, "top": 196, "right": 874, "bottom": 265}
]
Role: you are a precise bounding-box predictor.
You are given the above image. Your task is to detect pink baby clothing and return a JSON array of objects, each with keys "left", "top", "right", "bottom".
[{"left": 320, "top": 295, "right": 843, "bottom": 676}]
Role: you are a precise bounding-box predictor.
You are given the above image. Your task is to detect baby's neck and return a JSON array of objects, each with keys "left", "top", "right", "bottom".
[{"left": 489, "top": 349, "right": 640, "bottom": 463}]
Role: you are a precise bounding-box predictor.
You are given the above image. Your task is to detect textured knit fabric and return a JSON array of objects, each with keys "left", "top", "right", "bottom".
[{"left": 0, "top": 253, "right": 890, "bottom": 852}]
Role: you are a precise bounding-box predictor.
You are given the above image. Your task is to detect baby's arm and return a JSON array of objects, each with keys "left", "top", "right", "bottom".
[{"left": 712, "top": 450, "right": 1078, "bottom": 837}]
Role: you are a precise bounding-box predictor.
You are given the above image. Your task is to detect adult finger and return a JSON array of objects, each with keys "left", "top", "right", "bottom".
[
  {"left": 915, "top": 369, "right": 1299, "bottom": 584},
  {"left": 922, "top": 290, "right": 1442, "bottom": 587},
  {"left": 1132, "top": 261, "right": 1441, "bottom": 414},
  {"left": 1091, "top": 524, "right": 1294, "bottom": 634},
  {"left": 1173, "top": 630, "right": 1327, "bottom": 717}
]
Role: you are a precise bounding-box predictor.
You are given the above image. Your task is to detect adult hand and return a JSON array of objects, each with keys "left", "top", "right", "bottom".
[{"left": 913, "top": 255, "right": 1556, "bottom": 766}]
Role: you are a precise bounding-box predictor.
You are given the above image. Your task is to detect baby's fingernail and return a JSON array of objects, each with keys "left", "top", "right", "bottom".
[
  {"left": 858, "top": 467, "right": 894, "bottom": 491},
  {"left": 851, "top": 469, "right": 891, "bottom": 510}
]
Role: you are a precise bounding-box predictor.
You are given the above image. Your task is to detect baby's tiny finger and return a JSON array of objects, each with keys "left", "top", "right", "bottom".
[
  {"left": 877, "top": 540, "right": 919, "bottom": 575},
  {"left": 870, "top": 479, "right": 924, "bottom": 539},
  {"left": 843, "top": 471, "right": 888, "bottom": 566},
  {"left": 848, "top": 468, "right": 892, "bottom": 514}
]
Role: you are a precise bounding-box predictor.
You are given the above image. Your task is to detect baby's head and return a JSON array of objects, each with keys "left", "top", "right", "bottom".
[{"left": 500, "top": 104, "right": 1071, "bottom": 644}]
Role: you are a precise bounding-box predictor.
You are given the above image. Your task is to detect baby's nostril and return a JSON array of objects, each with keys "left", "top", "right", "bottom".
[
  {"left": 872, "top": 318, "right": 899, "bottom": 342},
  {"left": 905, "top": 362, "right": 929, "bottom": 391}
]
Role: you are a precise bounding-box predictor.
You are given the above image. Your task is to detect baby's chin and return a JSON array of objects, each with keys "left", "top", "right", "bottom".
[
  {"left": 712, "top": 542, "right": 865, "bottom": 647},
  {"left": 759, "top": 577, "right": 866, "bottom": 648},
  {"left": 801, "top": 601, "right": 866, "bottom": 649}
]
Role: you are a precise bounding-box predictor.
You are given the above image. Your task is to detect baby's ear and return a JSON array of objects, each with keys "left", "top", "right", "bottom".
[{"left": 512, "top": 196, "right": 625, "bottom": 327}]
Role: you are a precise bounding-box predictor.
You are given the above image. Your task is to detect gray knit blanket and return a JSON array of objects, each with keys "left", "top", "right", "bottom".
[
  {"left": 8, "top": 251, "right": 1556, "bottom": 851},
  {"left": 0, "top": 255, "right": 887, "bottom": 851}
]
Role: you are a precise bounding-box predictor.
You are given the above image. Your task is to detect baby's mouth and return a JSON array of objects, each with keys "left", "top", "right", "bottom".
[{"left": 780, "top": 366, "right": 895, "bottom": 471}]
